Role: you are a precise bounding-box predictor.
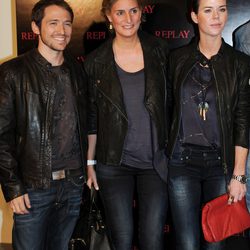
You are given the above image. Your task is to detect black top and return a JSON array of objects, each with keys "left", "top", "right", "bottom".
[
  {"left": 180, "top": 61, "right": 221, "bottom": 148},
  {"left": 116, "top": 64, "right": 153, "bottom": 169}
]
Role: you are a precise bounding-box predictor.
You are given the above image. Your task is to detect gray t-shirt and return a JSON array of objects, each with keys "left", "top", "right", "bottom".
[{"left": 116, "top": 64, "right": 153, "bottom": 169}]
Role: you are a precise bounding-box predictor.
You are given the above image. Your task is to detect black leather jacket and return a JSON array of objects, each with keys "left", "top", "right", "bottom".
[
  {"left": 166, "top": 40, "right": 250, "bottom": 175},
  {"left": 85, "top": 32, "right": 171, "bottom": 182},
  {"left": 0, "top": 49, "right": 88, "bottom": 202}
]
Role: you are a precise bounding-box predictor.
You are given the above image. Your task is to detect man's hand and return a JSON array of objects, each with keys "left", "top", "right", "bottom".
[{"left": 9, "top": 194, "right": 31, "bottom": 214}]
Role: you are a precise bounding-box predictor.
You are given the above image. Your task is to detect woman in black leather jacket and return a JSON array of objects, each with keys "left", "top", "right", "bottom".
[
  {"left": 167, "top": 0, "right": 250, "bottom": 249},
  {"left": 84, "top": 0, "right": 170, "bottom": 249}
]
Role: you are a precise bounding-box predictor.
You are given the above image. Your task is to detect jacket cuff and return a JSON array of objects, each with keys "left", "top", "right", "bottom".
[{"left": 1, "top": 183, "right": 27, "bottom": 202}]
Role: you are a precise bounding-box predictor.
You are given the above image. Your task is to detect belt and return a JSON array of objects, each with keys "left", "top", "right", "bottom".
[{"left": 51, "top": 168, "right": 83, "bottom": 181}]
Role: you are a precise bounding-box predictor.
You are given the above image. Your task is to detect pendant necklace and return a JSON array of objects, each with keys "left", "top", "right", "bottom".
[
  {"left": 190, "top": 62, "right": 211, "bottom": 121},
  {"left": 198, "top": 101, "right": 209, "bottom": 121}
]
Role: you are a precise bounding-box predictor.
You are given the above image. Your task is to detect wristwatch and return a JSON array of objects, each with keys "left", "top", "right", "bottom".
[{"left": 231, "top": 174, "right": 247, "bottom": 184}]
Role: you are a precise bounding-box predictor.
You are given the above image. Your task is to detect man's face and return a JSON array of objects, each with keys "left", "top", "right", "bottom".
[{"left": 32, "top": 5, "right": 72, "bottom": 53}]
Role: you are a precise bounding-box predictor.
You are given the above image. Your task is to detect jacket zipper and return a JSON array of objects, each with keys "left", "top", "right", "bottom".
[
  {"left": 41, "top": 91, "right": 52, "bottom": 184},
  {"left": 170, "top": 63, "right": 196, "bottom": 157},
  {"left": 95, "top": 84, "right": 128, "bottom": 121},
  {"left": 75, "top": 106, "right": 86, "bottom": 175},
  {"left": 95, "top": 83, "right": 128, "bottom": 165},
  {"left": 211, "top": 65, "right": 228, "bottom": 175}
]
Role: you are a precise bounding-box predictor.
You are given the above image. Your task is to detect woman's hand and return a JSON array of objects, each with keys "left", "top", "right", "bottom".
[
  {"left": 228, "top": 146, "right": 248, "bottom": 204},
  {"left": 227, "top": 179, "right": 246, "bottom": 204},
  {"left": 86, "top": 165, "right": 99, "bottom": 190}
]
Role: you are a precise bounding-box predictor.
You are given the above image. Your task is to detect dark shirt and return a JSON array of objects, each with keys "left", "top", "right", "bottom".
[
  {"left": 180, "top": 62, "right": 220, "bottom": 148},
  {"left": 51, "top": 65, "right": 81, "bottom": 170},
  {"left": 116, "top": 64, "right": 153, "bottom": 169}
]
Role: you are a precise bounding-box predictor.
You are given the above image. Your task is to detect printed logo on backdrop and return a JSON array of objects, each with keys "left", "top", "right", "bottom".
[
  {"left": 141, "top": 2, "right": 194, "bottom": 49},
  {"left": 16, "top": 0, "right": 250, "bottom": 59},
  {"left": 16, "top": 0, "right": 195, "bottom": 59}
]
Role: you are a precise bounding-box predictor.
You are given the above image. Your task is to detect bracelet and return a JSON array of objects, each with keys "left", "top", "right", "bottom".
[{"left": 87, "top": 160, "right": 97, "bottom": 166}]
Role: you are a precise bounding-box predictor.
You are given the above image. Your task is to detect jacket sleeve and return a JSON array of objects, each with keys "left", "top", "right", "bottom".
[
  {"left": 84, "top": 59, "right": 98, "bottom": 135},
  {"left": 162, "top": 42, "right": 173, "bottom": 140},
  {"left": 0, "top": 63, "right": 26, "bottom": 202},
  {"left": 234, "top": 56, "right": 250, "bottom": 148}
]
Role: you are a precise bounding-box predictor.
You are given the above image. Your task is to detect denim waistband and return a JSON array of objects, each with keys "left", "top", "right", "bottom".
[{"left": 180, "top": 145, "right": 221, "bottom": 160}]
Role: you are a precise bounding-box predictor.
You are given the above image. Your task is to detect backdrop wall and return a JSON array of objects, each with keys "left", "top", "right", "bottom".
[{"left": 0, "top": 0, "right": 249, "bottom": 244}]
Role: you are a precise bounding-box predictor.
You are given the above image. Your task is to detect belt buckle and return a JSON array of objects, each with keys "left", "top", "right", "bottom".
[{"left": 52, "top": 170, "right": 66, "bottom": 180}]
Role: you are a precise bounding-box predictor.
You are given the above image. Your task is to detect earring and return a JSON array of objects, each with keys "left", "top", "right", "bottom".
[
  {"left": 141, "top": 13, "right": 146, "bottom": 23},
  {"left": 109, "top": 23, "right": 113, "bottom": 30}
]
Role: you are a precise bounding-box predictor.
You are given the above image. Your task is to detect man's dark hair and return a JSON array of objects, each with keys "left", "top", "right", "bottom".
[{"left": 31, "top": 0, "right": 74, "bottom": 28}]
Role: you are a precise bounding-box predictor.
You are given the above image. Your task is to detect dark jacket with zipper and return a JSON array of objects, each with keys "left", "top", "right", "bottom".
[
  {"left": 166, "top": 39, "right": 250, "bottom": 175},
  {"left": 0, "top": 49, "right": 88, "bottom": 202},
  {"left": 84, "top": 31, "right": 171, "bottom": 182}
]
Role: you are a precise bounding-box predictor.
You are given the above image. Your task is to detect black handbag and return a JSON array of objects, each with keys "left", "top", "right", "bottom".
[
  {"left": 69, "top": 185, "right": 111, "bottom": 250},
  {"left": 89, "top": 189, "right": 111, "bottom": 250}
]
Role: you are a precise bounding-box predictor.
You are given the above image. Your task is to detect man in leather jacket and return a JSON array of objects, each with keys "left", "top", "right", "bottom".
[{"left": 0, "top": 1, "right": 87, "bottom": 249}]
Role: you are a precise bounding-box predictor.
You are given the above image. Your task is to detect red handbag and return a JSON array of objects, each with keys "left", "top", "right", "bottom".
[{"left": 202, "top": 193, "right": 250, "bottom": 242}]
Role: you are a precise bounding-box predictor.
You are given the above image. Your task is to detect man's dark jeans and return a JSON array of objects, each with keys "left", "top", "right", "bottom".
[
  {"left": 168, "top": 146, "right": 227, "bottom": 250},
  {"left": 96, "top": 164, "right": 168, "bottom": 250},
  {"left": 12, "top": 175, "right": 84, "bottom": 250}
]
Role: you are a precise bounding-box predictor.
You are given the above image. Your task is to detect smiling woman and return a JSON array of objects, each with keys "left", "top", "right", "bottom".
[{"left": 84, "top": 0, "right": 170, "bottom": 249}]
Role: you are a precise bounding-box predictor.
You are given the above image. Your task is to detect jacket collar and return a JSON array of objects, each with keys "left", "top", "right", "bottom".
[
  {"left": 92, "top": 31, "right": 165, "bottom": 65},
  {"left": 92, "top": 31, "right": 167, "bottom": 117},
  {"left": 30, "top": 48, "right": 69, "bottom": 72},
  {"left": 189, "top": 38, "right": 225, "bottom": 64}
]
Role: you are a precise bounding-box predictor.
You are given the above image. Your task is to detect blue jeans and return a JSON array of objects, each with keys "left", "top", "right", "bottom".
[
  {"left": 96, "top": 164, "right": 168, "bottom": 250},
  {"left": 246, "top": 154, "right": 250, "bottom": 212},
  {"left": 12, "top": 175, "right": 84, "bottom": 250},
  {"left": 168, "top": 147, "right": 227, "bottom": 250}
]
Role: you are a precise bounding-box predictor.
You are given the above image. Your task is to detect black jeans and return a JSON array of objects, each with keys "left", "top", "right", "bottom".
[
  {"left": 168, "top": 146, "right": 227, "bottom": 250},
  {"left": 96, "top": 163, "right": 168, "bottom": 250}
]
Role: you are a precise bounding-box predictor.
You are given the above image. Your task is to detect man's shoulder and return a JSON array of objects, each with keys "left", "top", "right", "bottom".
[
  {"left": 235, "top": 21, "right": 250, "bottom": 39},
  {"left": 224, "top": 41, "right": 250, "bottom": 61},
  {"left": 0, "top": 55, "right": 28, "bottom": 83},
  {"left": 1, "top": 54, "right": 25, "bottom": 69}
]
